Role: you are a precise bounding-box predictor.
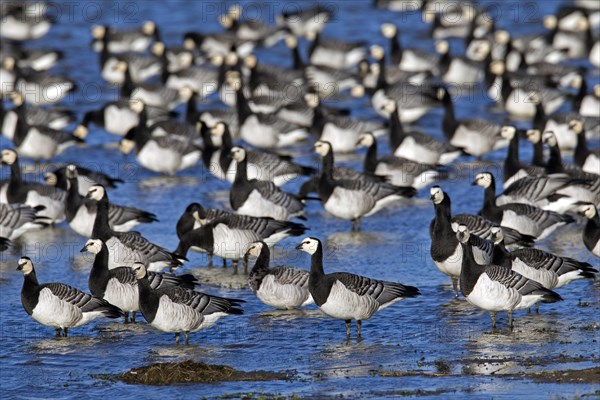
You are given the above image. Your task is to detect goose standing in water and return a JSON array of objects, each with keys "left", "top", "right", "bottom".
[
  {"left": 297, "top": 237, "right": 420, "bottom": 337},
  {"left": 82, "top": 239, "right": 198, "bottom": 323},
  {"left": 314, "top": 141, "right": 417, "bottom": 231},
  {"left": 457, "top": 226, "right": 562, "bottom": 329},
  {"left": 133, "top": 263, "right": 243, "bottom": 344},
  {"left": 246, "top": 242, "right": 313, "bottom": 310},
  {"left": 579, "top": 204, "right": 600, "bottom": 258},
  {"left": 229, "top": 147, "right": 305, "bottom": 221},
  {"left": 18, "top": 257, "right": 123, "bottom": 337}
]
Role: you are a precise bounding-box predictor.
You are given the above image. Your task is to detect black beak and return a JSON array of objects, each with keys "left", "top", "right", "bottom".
[
  {"left": 16, "top": 265, "right": 22, "bottom": 271},
  {"left": 295, "top": 243, "right": 303, "bottom": 250},
  {"left": 471, "top": 180, "right": 478, "bottom": 186},
  {"left": 80, "top": 245, "right": 87, "bottom": 253}
]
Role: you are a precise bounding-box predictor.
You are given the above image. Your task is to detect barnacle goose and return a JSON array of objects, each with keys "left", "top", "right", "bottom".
[
  {"left": 474, "top": 172, "right": 574, "bottom": 240},
  {"left": 579, "top": 204, "right": 600, "bottom": 257},
  {"left": 491, "top": 228, "right": 597, "bottom": 291},
  {"left": 573, "top": 120, "right": 600, "bottom": 175},
  {"left": 0, "top": 5, "right": 52, "bottom": 41},
  {"left": 9, "top": 92, "right": 85, "bottom": 160},
  {"left": 501, "top": 126, "right": 545, "bottom": 189},
  {"left": 231, "top": 73, "right": 309, "bottom": 149},
  {"left": 278, "top": 5, "right": 332, "bottom": 37},
  {"left": 118, "top": 59, "right": 194, "bottom": 111},
  {"left": 91, "top": 21, "right": 159, "bottom": 53},
  {"left": 457, "top": 225, "right": 562, "bottom": 329},
  {"left": 1, "top": 40, "right": 63, "bottom": 72},
  {"left": 298, "top": 237, "right": 420, "bottom": 337},
  {"left": 429, "top": 186, "right": 494, "bottom": 297},
  {"left": 579, "top": 84, "right": 600, "bottom": 118},
  {"left": 496, "top": 174, "right": 583, "bottom": 213},
  {"left": 542, "top": 131, "right": 600, "bottom": 206},
  {"left": 175, "top": 207, "right": 307, "bottom": 272},
  {"left": 383, "top": 99, "right": 460, "bottom": 165},
  {"left": 98, "top": 33, "right": 162, "bottom": 84},
  {"left": 220, "top": 6, "right": 283, "bottom": 45},
  {"left": 133, "top": 263, "right": 243, "bottom": 344},
  {"left": 164, "top": 54, "right": 223, "bottom": 97},
  {"left": 208, "top": 122, "right": 315, "bottom": 186},
  {"left": 119, "top": 100, "right": 201, "bottom": 175},
  {"left": 307, "top": 93, "right": 386, "bottom": 153},
  {"left": 437, "top": 39, "right": 492, "bottom": 85},
  {"left": 18, "top": 257, "right": 123, "bottom": 337},
  {"left": 0, "top": 203, "right": 48, "bottom": 239},
  {"left": 7, "top": 58, "right": 76, "bottom": 106},
  {"left": 380, "top": 23, "right": 438, "bottom": 72},
  {"left": 1, "top": 149, "right": 66, "bottom": 223},
  {"left": 45, "top": 164, "right": 123, "bottom": 196},
  {"left": 315, "top": 141, "right": 416, "bottom": 231},
  {"left": 64, "top": 165, "right": 157, "bottom": 237},
  {"left": 246, "top": 241, "right": 313, "bottom": 310},
  {"left": 437, "top": 86, "right": 505, "bottom": 158},
  {"left": 82, "top": 239, "right": 198, "bottom": 324},
  {"left": 79, "top": 99, "right": 173, "bottom": 137},
  {"left": 306, "top": 30, "right": 366, "bottom": 70},
  {"left": 356, "top": 132, "right": 446, "bottom": 189},
  {"left": 230, "top": 147, "right": 305, "bottom": 221},
  {"left": 366, "top": 45, "right": 437, "bottom": 123},
  {"left": 86, "top": 184, "right": 184, "bottom": 271},
  {"left": 1, "top": 93, "right": 74, "bottom": 141}
]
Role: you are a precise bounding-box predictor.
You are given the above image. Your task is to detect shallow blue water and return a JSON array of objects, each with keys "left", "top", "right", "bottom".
[{"left": 1, "top": 1, "right": 599, "bottom": 398}]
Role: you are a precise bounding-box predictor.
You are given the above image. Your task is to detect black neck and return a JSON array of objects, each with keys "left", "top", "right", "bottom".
[
  {"left": 440, "top": 89, "right": 457, "bottom": 139},
  {"left": 92, "top": 194, "right": 112, "bottom": 240},
  {"left": 492, "top": 240, "right": 512, "bottom": 269},
  {"left": 89, "top": 242, "right": 110, "bottom": 296},
  {"left": 376, "top": 55, "right": 388, "bottom": 91},
  {"left": 120, "top": 64, "right": 135, "bottom": 98},
  {"left": 503, "top": 134, "right": 521, "bottom": 182},
  {"left": 388, "top": 106, "right": 405, "bottom": 151},
  {"left": 234, "top": 156, "right": 248, "bottom": 182},
  {"left": 573, "top": 77, "right": 587, "bottom": 110},
  {"left": 310, "top": 244, "right": 325, "bottom": 276},
  {"left": 13, "top": 100, "right": 29, "bottom": 145},
  {"left": 174, "top": 226, "right": 213, "bottom": 257},
  {"left": 185, "top": 92, "right": 198, "bottom": 124},
  {"left": 235, "top": 82, "right": 251, "bottom": 124},
  {"left": 291, "top": 44, "right": 304, "bottom": 70},
  {"left": 532, "top": 101, "right": 546, "bottom": 131},
  {"left": 363, "top": 139, "right": 378, "bottom": 174},
  {"left": 574, "top": 130, "right": 589, "bottom": 167},
  {"left": 21, "top": 271, "right": 40, "bottom": 315},
  {"left": 65, "top": 176, "right": 84, "bottom": 221},
  {"left": 479, "top": 180, "right": 502, "bottom": 223},
  {"left": 546, "top": 143, "right": 564, "bottom": 174},
  {"left": 390, "top": 32, "right": 402, "bottom": 65},
  {"left": 137, "top": 274, "right": 160, "bottom": 323},
  {"left": 127, "top": 107, "right": 150, "bottom": 149},
  {"left": 459, "top": 239, "right": 484, "bottom": 297}
]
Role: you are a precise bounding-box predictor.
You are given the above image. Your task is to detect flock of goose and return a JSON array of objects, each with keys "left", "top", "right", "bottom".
[{"left": 1, "top": 1, "right": 599, "bottom": 344}]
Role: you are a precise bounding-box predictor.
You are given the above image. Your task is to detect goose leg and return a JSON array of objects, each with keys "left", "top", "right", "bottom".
[
  {"left": 451, "top": 277, "right": 459, "bottom": 298},
  {"left": 243, "top": 254, "right": 248, "bottom": 275},
  {"left": 489, "top": 312, "right": 497, "bottom": 329},
  {"left": 351, "top": 220, "right": 356, "bottom": 231},
  {"left": 508, "top": 310, "right": 514, "bottom": 330},
  {"left": 208, "top": 254, "right": 213, "bottom": 268},
  {"left": 184, "top": 331, "right": 190, "bottom": 345},
  {"left": 535, "top": 303, "right": 540, "bottom": 314},
  {"left": 124, "top": 312, "right": 130, "bottom": 324},
  {"left": 55, "top": 328, "right": 61, "bottom": 337},
  {"left": 345, "top": 320, "right": 351, "bottom": 337},
  {"left": 527, "top": 307, "right": 531, "bottom": 314},
  {"left": 63, "top": 328, "right": 68, "bottom": 337},
  {"left": 131, "top": 311, "right": 137, "bottom": 323},
  {"left": 175, "top": 332, "right": 180, "bottom": 344},
  {"left": 223, "top": 258, "right": 227, "bottom": 268},
  {"left": 232, "top": 259, "right": 239, "bottom": 275},
  {"left": 356, "top": 320, "right": 362, "bottom": 338},
  {"left": 356, "top": 218, "right": 362, "bottom": 232}
]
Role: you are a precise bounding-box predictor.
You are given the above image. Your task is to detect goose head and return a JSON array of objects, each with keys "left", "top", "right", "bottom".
[
  {"left": 81, "top": 238, "right": 103, "bottom": 254},
  {"left": 65, "top": 164, "right": 78, "bottom": 180},
  {"left": 526, "top": 129, "right": 541, "bottom": 144},
  {"left": 500, "top": 125, "right": 516, "bottom": 140},
  {"left": 9, "top": 91, "right": 24, "bottom": 107},
  {"left": 380, "top": 98, "right": 396, "bottom": 113},
  {"left": 356, "top": 132, "right": 376, "bottom": 148},
  {"left": 456, "top": 225, "right": 470, "bottom": 244},
  {"left": 151, "top": 41, "right": 165, "bottom": 57},
  {"left": 350, "top": 84, "right": 365, "bottom": 98},
  {"left": 142, "top": 21, "right": 157, "bottom": 36},
  {"left": 380, "top": 23, "right": 397, "bottom": 38},
  {"left": 314, "top": 140, "right": 332, "bottom": 156},
  {"left": 73, "top": 124, "right": 88, "bottom": 140},
  {"left": 16, "top": 257, "right": 34, "bottom": 274},
  {"left": 230, "top": 146, "right": 246, "bottom": 162},
  {"left": 246, "top": 241, "right": 265, "bottom": 258},
  {"left": 494, "top": 30, "right": 510, "bottom": 45},
  {"left": 1, "top": 149, "right": 18, "bottom": 165},
  {"left": 44, "top": 172, "right": 57, "bottom": 186},
  {"left": 435, "top": 40, "right": 449, "bottom": 55},
  {"left": 296, "top": 237, "right": 320, "bottom": 255},
  {"left": 129, "top": 98, "right": 145, "bottom": 114},
  {"left": 304, "top": 92, "right": 320, "bottom": 109},
  {"left": 244, "top": 54, "right": 257, "bottom": 69},
  {"left": 132, "top": 262, "right": 148, "bottom": 279},
  {"left": 568, "top": 120, "right": 583, "bottom": 135},
  {"left": 370, "top": 44, "right": 385, "bottom": 61},
  {"left": 490, "top": 60, "right": 505, "bottom": 76},
  {"left": 210, "top": 121, "right": 227, "bottom": 138},
  {"left": 86, "top": 184, "right": 106, "bottom": 201},
  {"left": 284, "top": 34, "right": 298, "bottom": 49},
  {"left": 472, "top": 172, "right": 493, "bottom": 188},
  {"left": 542, "top": 131, "right": 558, "bottom": 147},
  {"left": 429, "top": 186, "right": 444, "bottom": 204},
  {"left": 578, "top": 204, "right": 597, "bottom": 220},
  {"left": 490, "top": 227, "right": 504, "bottom": 245},
  {"left": 91, "top": 25, "right": 106, "bottom": 39}
]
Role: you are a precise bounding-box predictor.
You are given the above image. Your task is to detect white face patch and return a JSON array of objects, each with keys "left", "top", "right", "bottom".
[
  {"left": 475, "top": 173, "right": 492, "bottom": 188},
  {"left": 581, "top": 205, "right": 597, "bottom": 219},
  {"left": 86, "top": 185, "right": 105, "bottom": 201},
  {"left": 133, "top": 262, "right": 146, "bottom": 279},
  {"left": 456, "top": 225, "right": 470, "bottom": 243},
  {"left": 230, "top": 147, "right": 246, "bottom": 162},
  {"left": 247, "top": 243, "right": 263, "bottom": 258},
  {"left": 526, "top": 129, "right": 541, "bottom": 144},
  {"left": 500, "top": 126, "right": 516, "bottom": 139},
  {"left": 18, "top": 258, "right": 34, "bottom": 274},
  {"left": 429, "top": 187, "right": 444, "bottom": 204},
  {"left": 543, "top": 131, "right": 557, "bottom": 147},
  {"left": 85, "top": 239, "right": 103, "bottom": 254},
  {"left": 490, "top": 227, "right": 503, "bottom": 244},
  {"left": 314, "top": 141, "right": 330, "bottom": 156},
  {"left": 1, "top": 149, "right": 17, "bottom": 165},
  {"left": 298, "top": 238, "right": 319, "bottom": 255}
]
